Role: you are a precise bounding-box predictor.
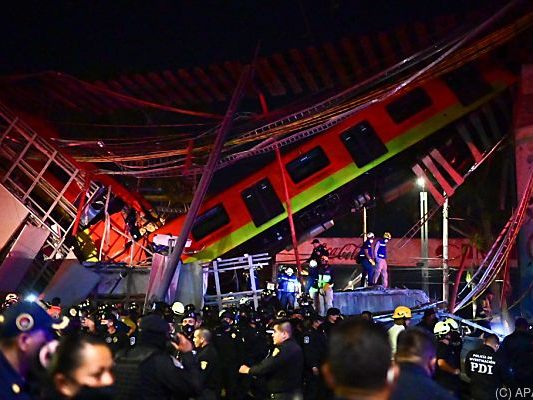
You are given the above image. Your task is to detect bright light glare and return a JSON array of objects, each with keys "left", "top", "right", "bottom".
[
  {"left": 416, "top": 177, "right": 425, "bottom": 188},
  {"left": 25, "top": 293, "right": 38, "bottom": 302}
]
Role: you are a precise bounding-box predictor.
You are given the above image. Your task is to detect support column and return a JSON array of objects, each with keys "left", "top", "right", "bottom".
[
  {"left": 515, "top": 65, "right": 533, "bottom": 318},
  {"left": 442, "top": 195, "right": 449, "bottom": 303}
]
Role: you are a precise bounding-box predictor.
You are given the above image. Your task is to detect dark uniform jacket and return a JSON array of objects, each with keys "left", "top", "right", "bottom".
[
  {"left": 465, "top": 344, "right": 501, "bottom": 400},
  {"left": 197, "top": 343, "right": 222, "bottom": 393},
  {"left": 0, "top": 351, "right": 32, "bottom": 400},
  {"left": 102, "top": 330, "right": 130, "bottom": 355},
  {"left": 498, "top": 330, "right": 533, "bottom": 386},
  {"left": 249, "top": 338, "right": 303, "bottom": 395},
  {"left": 435, "top": 341, "right": 460, "bottom": 393},
  {"left": 391, "top": 363, "right": 457, "bottom": 400},
  {"left": 302, "top": 328, "right": 327, "bottom": 371},
  {"left": 139, "top": 350, "right": 200, "bottom": 400}
]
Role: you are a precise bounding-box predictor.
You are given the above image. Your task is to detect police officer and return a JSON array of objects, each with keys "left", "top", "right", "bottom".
[
  {"left": 0, "top": 301, "right": 56, "bottom": 400},
  {"left": 302, "top": 315, "right": 328, "bottom": 400},
  {"left": 194, "top": 328, "right": 222, "bottom": 400},
  {"left": 239, "top": 320, "right": 304, "bottom": 400},
  {"left": 373, "top": 232, "right": 391, "bottom": 287},
  {"left": 465, "top": 333, "right": 502, "bottom": 400},
  {"left": 99, "top": 312, "right": 130, "bottom": 355},
  {"left": 113, "top": 313, "right": 201, "bottom": 400},
  {"left": 322, "top": 307, "right": 341, "bottom": 337},
  {"left": 357, "top": 232, "right": 376, "bottom": 287},
  {"left": 391, "top": 328, "right": 455, "bottom": 400},
  {"left": 214, "top": 310, "right": 245, "bottom": 400}
]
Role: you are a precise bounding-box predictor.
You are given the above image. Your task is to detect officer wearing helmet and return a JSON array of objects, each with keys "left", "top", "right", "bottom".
[
  {"left": 373, "top": 232, "right": 391, "bottom": 287},
  {"left": 357, "top": 232, "right": 376, "bottom": 287},
  {"left": 277, "top": 266, "right": 300, "bottom": 310},
  {"left": 434, "top": 320, "right": 461, "bottom": 397},
  {"left": 305, "top": 239, "right": 329, "bottom": 294},
  {"left": 388, "top": 306, "right": 412, "bottom": 356}
]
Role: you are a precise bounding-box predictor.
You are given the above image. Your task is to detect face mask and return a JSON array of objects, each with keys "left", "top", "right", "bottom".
[
  {"left": 369, "top": 239, "right": 374, "bottom": 243},
  {"left": 75, "top": 384, "right": 116, "bottom": 400}
]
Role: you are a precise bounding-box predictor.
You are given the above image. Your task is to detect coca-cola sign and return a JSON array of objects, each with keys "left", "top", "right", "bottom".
[{"left": 276, "top": 238, "right": 517, "bottom": 268}]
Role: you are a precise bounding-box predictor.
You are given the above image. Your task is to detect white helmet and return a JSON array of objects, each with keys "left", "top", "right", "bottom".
[
  {"left": 434, "top": 321, "right": 451, "bottom": 337},
  {"left": 367, "top": 232, "right": 375, "bottom": 239},
  {"left": 444, "top": 318, "right": 460, "bottom": 331}
]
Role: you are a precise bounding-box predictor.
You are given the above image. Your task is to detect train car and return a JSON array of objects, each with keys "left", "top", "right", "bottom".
[{"left": 151, "top": 61, "right": 516, "bottom": 263}]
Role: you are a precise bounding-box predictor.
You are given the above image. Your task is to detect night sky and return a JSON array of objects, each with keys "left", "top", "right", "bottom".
[
  {"left": 0, "top": 0, "right": 518, "bottom": 243},
  {"left": 0, "top": 0, "right": 494, "bottom": 79}
]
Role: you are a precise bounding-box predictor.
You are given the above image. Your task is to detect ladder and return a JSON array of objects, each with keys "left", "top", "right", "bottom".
[{"left": 0, "top": 102, "right": 102, "bottom": 289}]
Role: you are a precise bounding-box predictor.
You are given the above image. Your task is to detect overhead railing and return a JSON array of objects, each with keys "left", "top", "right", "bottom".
[{"left": 453, "top": 171, "right": 533, "bottom": 312}]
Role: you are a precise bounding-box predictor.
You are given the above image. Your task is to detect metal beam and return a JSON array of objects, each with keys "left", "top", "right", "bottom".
[{"left": 150, "top": 64, "right": 253, "bottom": 304}]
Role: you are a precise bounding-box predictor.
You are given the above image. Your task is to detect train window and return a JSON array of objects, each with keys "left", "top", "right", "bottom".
[
  {"left": 191, "top": 204, "right": 230, "bottom": 240},
  {"left": 443, "top": 64, "right": 492, "bottom": 106},
  {"left": 286, "top": 146, "right": 330, "bottom": 183},
  {"left": 341, "top": 121, "right": 388, "bottom": 168},
  {"left": 386, "top": 87, "right": 432, "bottom": 123},
  {"left": 241, "top": 178, "right": 285, "bottom": 227}
]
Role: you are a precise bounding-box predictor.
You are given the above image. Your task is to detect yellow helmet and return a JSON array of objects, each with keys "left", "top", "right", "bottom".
[
  {"left": 392, "top": 306, "right": 412, "bottom": 319},
  {"left": 383, "top": 232, "right": 392, "bottom": 239}
]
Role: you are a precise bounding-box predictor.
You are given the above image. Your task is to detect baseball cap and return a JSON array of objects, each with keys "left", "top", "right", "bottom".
[
  {"left": 326, "top": 307, "right": 341, "bottom": 316},
  {"left": 0, "top": 301, "right": 55, "bottom": 338},
  {"left": 139, "top": 313, "right": 169, "bottom": 334},
  {"left": 312, "top": 239, "right": 320, "bottom": 244}
]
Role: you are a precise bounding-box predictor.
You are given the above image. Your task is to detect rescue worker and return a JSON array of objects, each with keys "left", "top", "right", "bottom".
[
  {"left": 373, "top": 232, "right": 391, "bottom": 287},
  {"left": 357, "top": 232, "right": 376, "bottom": 287},
  {"left": 305, "top": 239, "right": 329, "bottom": 294},
  {"left": 0, "top": 301, "right": 56, "bottom": 400},
  {"left": 388, "top": 306, "right": 412, "bottom": 356},
  {"left": 316, "top": 256, "right": 334, "bottom": 316},
  {"left": 194, "top": 328, "right": 222, "bottom": 400},
  {"left": 239, "top": 320, "right": 304, "bottom": 400},
  {"left": 465, "top": 333, "right": 502, "bottom": 400},
  {"left": 433, "top": 320, "right": 461, "bottom": 397},
  {"left": 307, "top": 239, "right": 329, "bottom": 265},
  {"left": 277, "top": 267, "right": 300, "bottom": 310}
]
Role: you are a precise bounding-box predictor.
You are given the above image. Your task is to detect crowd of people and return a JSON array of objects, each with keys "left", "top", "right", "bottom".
[{"left": 1, "top": 291, "right": 532, "bottom": 400}]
